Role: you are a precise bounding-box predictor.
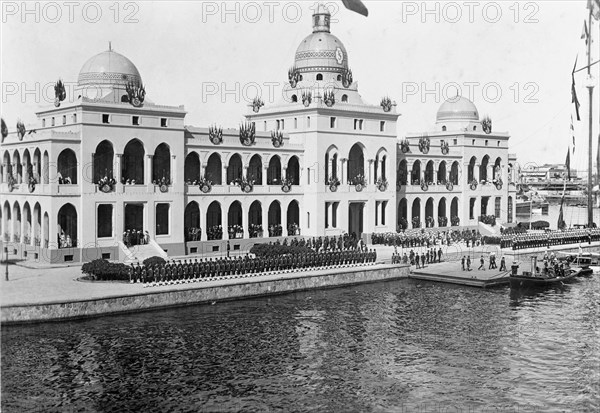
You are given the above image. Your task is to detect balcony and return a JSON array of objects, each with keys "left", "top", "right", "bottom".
[{"left": 185, "top": 183, "right": 302, "bottom": 196}]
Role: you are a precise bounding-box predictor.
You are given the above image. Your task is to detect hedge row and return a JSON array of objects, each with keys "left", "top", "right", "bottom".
[
  {"left": 81, "top": 259, "right": 130, "bottom": 281},
  {"left": 143, "top": 256, "right": 166, "bottom": 267}
]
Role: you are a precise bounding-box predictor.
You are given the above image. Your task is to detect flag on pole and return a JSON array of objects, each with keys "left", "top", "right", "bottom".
[
  {"left": 571, "top": 115, "right": 575, "bottom": 153},
  {"left": 581, "top": 20, "right": 589, "bottom": 45},
  {"left": 572, "top": 57, "right": 581, "bottom": 121},
  {"left": 342, "top": 0, "right": 369, "bottom": 16},
  {"left": 588, "top": 0, "right": 600, "bottom": 20},
  {"left": 558, "top": 196, "right": 567, "bottom": 229},
  {"left": 565, "top": 148, "right": 571, "bottom": 180}
]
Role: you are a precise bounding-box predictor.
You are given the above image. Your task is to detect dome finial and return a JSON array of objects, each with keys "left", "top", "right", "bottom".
[{"left": 313, "top": 3, "right": 331, "bottom": 33}]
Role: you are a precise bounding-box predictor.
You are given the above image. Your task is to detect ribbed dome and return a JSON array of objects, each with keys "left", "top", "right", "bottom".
[
  {"left": 78, "top": 49, "right": 142, "bottom": 88},
  {"left": 294, "top": 5, "right": 348, "bottom": 73},
  {"left": 436, "top": 96, "right": 479, "bottom": 121}
]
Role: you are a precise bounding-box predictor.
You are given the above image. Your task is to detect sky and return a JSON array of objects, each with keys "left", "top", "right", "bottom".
[{"left": 1, "top": 0, "right": 598, "bottom": 169}]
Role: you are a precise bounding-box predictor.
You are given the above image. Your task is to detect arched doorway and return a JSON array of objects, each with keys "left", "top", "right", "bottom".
[
  {"left": 450, "top": 161, "right": 459, "bottom": 185},
  {"left": 227, "top": 154, "right": 243, "bottom": 184},
  {"left": 3, "top": 202, "right": 11, "bottom": 242},
  {"left": 411, "top": 198, "right": 421, "bottom": 228},
  {"left": 13, "top": 150, "right": 22, "bottom": 184},
  {"left": 287, "top": 200, "right": 300, "bottom": 235},
  {"left": 480, "top": 155, "right": 490, "bottom": 182},
  {"left": 228, "top": 201, "right": 243, "bottom": 238},
  {"left": 33, "top": 202, "right": 41, "bottom": 246},
  {"left": 398, "top": 160, "right": 408, "bottom": 186},
  {"left": 398, "top": 198, "right": 408, "bottom": 230},
  {"left": 248, "top": 200, "right": 262, "bottom": 237},
  {"left": 33, "top": 148, "right": 41, "bottom": 182},
  {"left": 425, "top": 198, "right": 434, "bottom": 227},
  {"left": 43, "top": 151, "right": 49, "bottom": 184},
  {"left": 57, "top": 149, "right": 77, "bottom": 184},
  {"left": 248, "top": 154, "right": 262, "bottom": 185},
  {"left": 425, "top": 161, "right": 434, "bottom": 184},
  {"left": 23, "top": 202, "right": 32, "bottom": 244},
  {"left": 468, "top": 156, "right": 477, "bottom": 183},
  {"left": 43, "top": 212, "right": 49, "bottom": 248},
  {"left": 206, "top": 201, "right": 222, "bottom": 240},
  {"left": 57, "top": 203, "right": 77, "bottom": 247},
  {"left": 267, "top": 156, "right": 281, "bottom": 185},
  {"left": 152, "top": 143, "right": 171, "bottom": 184},
  {"left": 94, "top": 140, "right": 114, "bottom": 183},
  {"left": 437, "top": 161, "right": 447, "bottom": 184},
  {"left": 438, "top": 198, "right": 447, "bottom": 227},
  {"left": 451, "top": 197, "right": 459, "bottom": 225},
  {"left": 184, "top": 201, "right": 201, "bottom": 241},
  {"left": 287, "top": 156, "right": 300, "bottom": 185},
  {"left": 12, "top": 202, "right": 21, "bottom": 242},
  {"left": 205, "top": 153, "right": 222, "bottom": 185},
  {"left": 493, "top": 157, "right": 502, "bottom": 181},
  {"left": 122, "top": 139, "right": 144, "bottom": 184},
  {"left": 347, "top": 143, "right": 364, "bottom": 184},
  {"left": 268, "top": 201, "right": 282, "bottom": 236}
]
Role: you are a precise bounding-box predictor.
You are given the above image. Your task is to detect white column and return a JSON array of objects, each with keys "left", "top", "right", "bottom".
[
  {"left": 263, "top": 166, "right": 268, "bottom": 185},
  {"left": 282, "top": 204, "right": 288, "bottom": 236},
  {"left": 145, "top": 154, "right": 153, "bottom": 185},
  {"left": 261, "top": 204, "right": 268, "bottom": 237},
  {"left": 222, "top": 165, "right": 228, "bottom": 184},
  {"left": 171, "top": 155, "right": 176, "bottom": 184},
  {"left": 22, "top": 163, "right": 28, "bottom": 184}
]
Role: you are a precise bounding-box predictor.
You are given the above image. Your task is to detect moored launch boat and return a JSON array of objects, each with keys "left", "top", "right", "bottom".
[{"left": 509, "top": 256, "right": 579, "bottom": 288}]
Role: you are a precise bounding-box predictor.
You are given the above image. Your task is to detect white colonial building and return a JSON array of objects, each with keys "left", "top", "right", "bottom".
[{"left": 0, "top": 6, "right": 516, "bottom": 264}]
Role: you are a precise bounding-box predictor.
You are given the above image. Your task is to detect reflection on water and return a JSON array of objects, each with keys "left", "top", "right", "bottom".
[{"left": 2, "top": 277, "right": 599, "bottom": 412}]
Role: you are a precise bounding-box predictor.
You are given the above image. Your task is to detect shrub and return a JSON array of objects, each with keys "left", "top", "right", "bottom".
[
  {"left": 81, "top": 258, "right": 130, "bottom": 281},
  {"left": 143, "top": 256, "right": 166, "bottom": 267}
]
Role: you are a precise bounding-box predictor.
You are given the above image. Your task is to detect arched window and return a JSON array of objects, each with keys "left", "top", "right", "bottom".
[
  {"left": 398, "top": 198, "right": 408, "bottom": 230},
  {"left": 184, "top": 152, "right": 200, "bottom": 183},
  {"left": 228, "top": 201, "right": 243, "bottom": 237},
  {"left": 438, "top": 198, "right": 447, "bottom": 225},
  {"left": 152, "top": 143, "right": 171, "bottom": 184},
  {"left": 425, "top": 161, "right": 434, "bottom": 184},
  {"left": 480, "top": 155, "right": 490, "bottom": 182},
  {"left": 248, "top": 154, "right": 263, "bottom": 185},
  {"left": 287, "top": 156, "right": 300, "bottom": 185},
  {"left": 57, "top": 149, "right": 77, "bottom": 184},
  {"left": 267, "top": 156, "right": 281, "bottom": 185},
  {"left": 347, "top": 143, "right": 364, "bottom": 183},
  {"left": 122, "top": 139, "right": 144, "bottom": 184},
  {"left": 94, "top": 140, "right": 114, "bottom": 183},
  {"left": 411, "top": 198, "right": 421, "bottom": 228},
  {"left": 337, "top": 74, "right": 342, "bottom": 81},
  {"left": 291, "top": 94, "right": 298, "bottom": 103},
  {"left": 468, "top": 156, "right": 477, "bottom": 183},
  {"left": 206, "top": 153, "right": 222, "bottom": 185},
  {"left": 287, "top": 200, "right": 300, "bottom": 235},
  {"left": 316, "top": 73, "right": 323, "bottom": 81},
  {"left": 425, "top": 198, "right": 434, "bottom": 227},
  {"left": 437, "top": 161, "right": 447, "bottom": 184},
  {"left": 398, "top": 160, "right": 408, "bottom": 185},
  {"left": 450, "top": 161, "right": 459, "bottom": 185},
  {"left": 13, "top": 150, "right": 22, "bottom": 184},
  {"left": 411, "top": 160, "right": 421, "bottom": 185},
  {"left": 268, "top": 201, "right": 281, "bottom": 236},
  {"left": 227, "top": 154, "right": 243, "bottom": 184},
  {"left": 184, "top": 201, "right": 201, "bottom": 241},
  {"left": 3, "top": 151, "right": 11, "bottom": 183},
  {"left": 341, "top": 94, "right": 348, "bottom": 102},
  {"left": 451, "top": 198, "right": 459, "bottom": 222},
  {"left": 442, "top": 126, "right": 447, "bottom": 131}
]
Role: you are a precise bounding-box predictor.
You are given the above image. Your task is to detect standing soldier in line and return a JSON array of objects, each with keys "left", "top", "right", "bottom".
[
  {"left": 141, "top": 265, "right": 147, "bottom": 285},
  {"left": 438, "top": 247, "right": 443, "bottom": 263},
  {"left": 461, "top": 256, "right": 466, "bottom": 271},
  {"left": 466, "top": 256, "right": 471, "bottom": 271}
]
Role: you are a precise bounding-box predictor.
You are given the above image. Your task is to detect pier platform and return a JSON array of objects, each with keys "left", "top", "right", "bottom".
[{"left": 409, "top": 261, "right": 510, "bottom": 288}]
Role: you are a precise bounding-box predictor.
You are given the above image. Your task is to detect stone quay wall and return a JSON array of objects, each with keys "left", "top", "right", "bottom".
[{"left": 2, "top": 265, "right": 409, "bottom": 325}]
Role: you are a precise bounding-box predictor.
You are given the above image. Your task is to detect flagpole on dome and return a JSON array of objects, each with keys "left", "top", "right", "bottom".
[{"left": 584, "top": 0, "right": 598, "bottom": 227}]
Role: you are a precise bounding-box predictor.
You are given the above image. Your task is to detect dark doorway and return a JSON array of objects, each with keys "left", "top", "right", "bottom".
[
  {"left": 348, "top": 202, "right": 364, "bottom": 239},
  {"left": 125, "top": 203, "right": 144, "bottom": 232}
]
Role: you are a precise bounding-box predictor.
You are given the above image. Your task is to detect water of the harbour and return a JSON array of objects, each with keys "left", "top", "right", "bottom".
[{"left": 2, "top": 276, "right": 599, "bottom": 412}]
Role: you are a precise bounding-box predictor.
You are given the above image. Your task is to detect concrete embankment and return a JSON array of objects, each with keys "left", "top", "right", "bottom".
[{"left": 1, "top": 264, "right": 409, "bottom": 325}]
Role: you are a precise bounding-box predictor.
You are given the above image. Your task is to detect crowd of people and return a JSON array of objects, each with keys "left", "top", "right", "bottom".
[
  {"left": 372, "top": 228, "right": 484, "bottom": 249},
  {"left": 503, "top": 228, "right": 600, "bottom": 250},
  {"left": 123, "top": 229, "right": 149, "bottom": 247},
  {"left": 58, "top": 231, "right": 73, "bottom": 248},
  {"left": 128, "top": 248, "right": 378, "bottom": 285},
  {"left": 186, "top": 227, "right": 202, "bottom": 241}
]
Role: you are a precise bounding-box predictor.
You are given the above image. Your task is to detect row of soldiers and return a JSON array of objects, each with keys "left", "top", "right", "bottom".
[
  {"left": 128, "top": 249, "right": 378, "bottom": 285},
  {"left": 373, "top": 229, "right": 482, "bottom": 249},
  {"left": 503, "top": 228, "right": 600, "bottom": 250}
]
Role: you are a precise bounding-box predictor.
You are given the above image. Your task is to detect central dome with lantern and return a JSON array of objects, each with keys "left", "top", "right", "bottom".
[
  {"left": 294, "top": 4, "right": 349, "bottom": 74},
  {"left": 436, "top": 96, "right": 479, "bottom": 122}
]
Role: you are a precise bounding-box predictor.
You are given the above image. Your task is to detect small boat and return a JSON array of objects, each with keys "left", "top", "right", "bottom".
[
  {"left": 556, "top": 252, "right": 600, "bottom": 275},
  {"left": 509, "top": 256, "right": 578, "bottom": 288}
]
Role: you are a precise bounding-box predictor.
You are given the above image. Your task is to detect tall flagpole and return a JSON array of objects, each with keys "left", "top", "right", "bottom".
[{"left": 586, "top": 9, "right": 595, "bottom": 227}]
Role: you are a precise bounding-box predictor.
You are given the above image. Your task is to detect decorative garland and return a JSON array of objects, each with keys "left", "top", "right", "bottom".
[
  {"left": 281, "top": 178, "right": 292, "bottom": 193},
  {"left": 271, "top": 130, "right": 283, "bottom": 148},
  {"left": 302, "top": 90, "right": 312, "bottom": 107},
  {"left": 1, "top": 118, "right": 7, "bottom": 141},
  {"left": 252, "top": 96, "right": 264, "bottom": 113},
  {"left": 323, "top": 89, "right": 335, "bottom": 107},
  {"left": 441, "top": 140, "right": 449, "bottom": 155},
  {"left": 420, "top": 179, "right": 429, "bottom": 191},
  {"left": 376, "top": 177, "right": 388, "bottom": 192},
  {"left": 288, "top": 65, "right": 301, "bottom": 88},
  {"left": 239, "top": 177, "right": 254, "bottom": 193},
  {"left": 341, "top": 68, "right": 353, "bottom": 88},
  {"left": 209, "top": 125, "right": 223, "bottom": 145},
  {"left": 446, "top": 181, "right": 454, "bottom": 191},
  {"left": 125, "top": 81, "right": 146, "bottom": 107},
  {"left": 54, "top": 79, "right": 66, "bottom": 107},
  {"left": 380, "top": 96, "right": 392, "bottom": 112},
  {"left": 469, "top": 180, "right": 478, "bottom": 190},
  {"left": 494, "top": 178, "right": 503, "bottom": 190},
  {"left": 418, "top": 136, "right": 430, "bottom": 154},
  {"left": 327, "top": 176, "right": 340, "bottom": 192},
  {"left": 482, "top": 115, "right": 492, "bottom": 134},
  {"left": 199, "top": 176, "right": 213, "bottom": 193},
  {"left": 98, "top": 176, "right": 116, "bottom": 193},
  {"left": 400, "top": 139, "right": 410, "bottom": 154},
  {"left": 16, "top": 120, "right": 26, "bottom": 141},
  {"left": 239, "top": 121, "right": 256, "bottom": 146}
]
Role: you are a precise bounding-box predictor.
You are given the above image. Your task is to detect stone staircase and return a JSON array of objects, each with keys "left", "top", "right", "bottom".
[{"left": 119, "top": 240, "right": 168, "bottom": 263}]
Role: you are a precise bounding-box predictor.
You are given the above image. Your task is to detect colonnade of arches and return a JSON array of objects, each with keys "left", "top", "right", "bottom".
[
  {"left": 467, "top": 155, "right": 503, "bottom": 183},
  {"left": 184, "top": 199, "right": 301, "bottom": 240},
  {"left": 325, "top": 143, "right": 388, "bottom": 185},
  {"left": 1, "top": 200, "right": 75, "bottom": 249},
  {"left": 2, "top": 148, "right": 50, "bottom": 185},
  {"left": 397, "top": 160, "right": 461, "bottom": 186},
  {"left": 184, "top": 152, "right": 300, "bottom": 186},
  {"left": 397, "top": 197, "right": 459, "bottom": 229}
]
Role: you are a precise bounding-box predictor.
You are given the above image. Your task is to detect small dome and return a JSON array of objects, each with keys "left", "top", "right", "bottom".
[
  {"left": 436, "top": 96, "right": 479, "bottom": 122},
  {"left": 294, "top": 5, "right": 348, "bottom": 73},
  {"left": 78, "top": 49, "right": 142, "bottom": 88}
]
